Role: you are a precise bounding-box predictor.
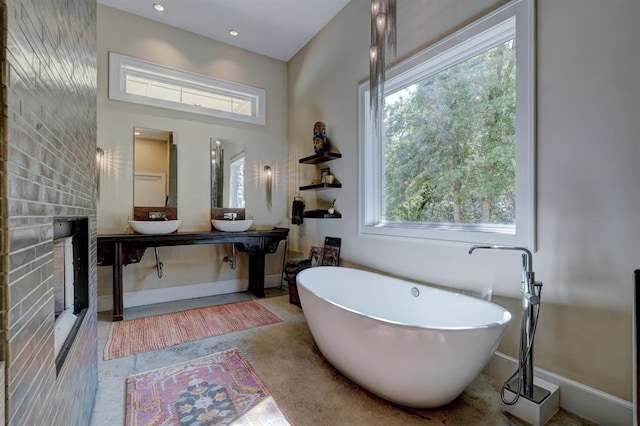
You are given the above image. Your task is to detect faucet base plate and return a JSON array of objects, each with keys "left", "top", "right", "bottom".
[
  {"left": 506, "top": 378, "right": 551, "bottom": 404},
  {"left": 503, "top": 377, "right": 560, "bottom": 426}
]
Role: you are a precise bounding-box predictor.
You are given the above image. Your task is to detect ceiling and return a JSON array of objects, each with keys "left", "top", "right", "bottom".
[{"left": 98, "top": 0, "right": 351, "bottom": 62}]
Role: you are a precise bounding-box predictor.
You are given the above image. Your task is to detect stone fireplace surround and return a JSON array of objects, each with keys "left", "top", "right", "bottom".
[{"left": 2, "top": 0, "right": 98, "bottom": 424}]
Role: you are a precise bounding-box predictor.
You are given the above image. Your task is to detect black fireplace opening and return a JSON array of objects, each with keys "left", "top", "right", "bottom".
[{"left": 53, "top": 217, "right": 89, "bottom": 374}]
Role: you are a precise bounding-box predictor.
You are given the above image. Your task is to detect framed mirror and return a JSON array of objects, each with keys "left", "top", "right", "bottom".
[
  {"left": 211, "top": 138, "right": 245, "bottom": 209},
  {"left": 134, "top": 127, "right": 178, "bottom": 211}
]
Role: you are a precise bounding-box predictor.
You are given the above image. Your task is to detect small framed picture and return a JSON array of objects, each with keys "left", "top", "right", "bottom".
[
  {"left": 309, "top": 246, "right": 324, "bottom": 267},
  {"left": 320, "top": 167, "right": 331, "bottom": 183},
  {"left": 320, "top": 246, "right": 339, "bottom": 266},
  {"left": 324, "top": 237, "right": 341, "bottom": 263}
]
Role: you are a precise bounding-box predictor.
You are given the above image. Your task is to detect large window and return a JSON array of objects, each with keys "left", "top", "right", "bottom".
[{"left": 359, "top": 0, "right": 534, "bottom": 247}]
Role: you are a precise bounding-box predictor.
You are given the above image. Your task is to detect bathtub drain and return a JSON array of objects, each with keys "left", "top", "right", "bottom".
[{"left": 411, "top": 287, "right": 420, "bottom": 297}]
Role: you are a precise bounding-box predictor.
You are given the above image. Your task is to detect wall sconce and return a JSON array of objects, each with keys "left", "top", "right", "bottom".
[
  {"left": 370, "top": 0, "right": 397, "bottom": 141},
  {"left": 264, "top": 165, "right": 273, "bottom": 211},
  {"left": 95, "top": 147, "right": 104, "bottom": 199}
]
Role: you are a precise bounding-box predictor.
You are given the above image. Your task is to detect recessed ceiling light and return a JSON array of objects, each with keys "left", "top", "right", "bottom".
[
  {"left": 229, "top": 30, "right": 239, "bottom": 37},
  {"left": 153, "top": 3, "right": 164, "bottom": 12}
]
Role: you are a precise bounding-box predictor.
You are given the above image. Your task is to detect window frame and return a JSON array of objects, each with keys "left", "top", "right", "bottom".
[
  {"left": 358, "top": 0, "right": 535, "bottom": 248},
  {"left": 109, "top": 52, "right": 266, "bottom": 126},
  {"left": 228, "top": 153, "right": 246, "bottom": 208}
]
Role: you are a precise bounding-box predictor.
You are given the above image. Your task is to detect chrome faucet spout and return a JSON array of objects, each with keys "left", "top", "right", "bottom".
[
  {"left": 468, "top": 245, "right": 533, "bottom": 273},
  {"left": 468, "top": 245, "right": 492, "bottom": 254},
  {"left": 223, "top": 212, "right": 238, "bottom": 221}
]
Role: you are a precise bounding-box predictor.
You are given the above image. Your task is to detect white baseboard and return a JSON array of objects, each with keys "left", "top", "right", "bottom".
[
  {"left": 484, "top": 351, "right": 633, "bottom": 425},
  {"left": 97, "top": 274, "right": 285, "bottom": 312}
]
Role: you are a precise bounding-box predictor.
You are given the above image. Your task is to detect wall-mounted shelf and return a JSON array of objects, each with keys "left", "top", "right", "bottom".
[
  {"left": 298, "top": 149, "right": 342, "bottom": 219},
  {"left": 299, "top": 152, "right": 342, "bottom": 164},
  {"left": 303, "top": 210, "right": 341, "bottom": 219},
  {"left": 299, "top": 183, "right": 342, "bottom": 191}
]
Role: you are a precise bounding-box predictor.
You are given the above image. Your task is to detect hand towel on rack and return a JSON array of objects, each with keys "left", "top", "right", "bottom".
[{"left": 291, "top": 199, "right": 304, "bottom": 225}]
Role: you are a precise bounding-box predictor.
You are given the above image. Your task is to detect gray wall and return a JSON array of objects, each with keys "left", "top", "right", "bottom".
[
  {"left": 2, "top": 0, "right": 98, "bottom": 424},
  {"left": 288, "top": 0, "right": 638, "bottom": 401}
]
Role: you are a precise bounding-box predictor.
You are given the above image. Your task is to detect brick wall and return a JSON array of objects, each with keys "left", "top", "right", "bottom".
[{"left": 1, "top": 0, "right": 98, "bottom": 424}]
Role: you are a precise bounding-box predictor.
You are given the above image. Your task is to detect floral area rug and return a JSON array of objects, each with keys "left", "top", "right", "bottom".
[
  {"left": 105, "top": 301, "right": 282, "bottom": 360},
  {"left": 125, "top": 347, "right": 291, "bottom": 425}
]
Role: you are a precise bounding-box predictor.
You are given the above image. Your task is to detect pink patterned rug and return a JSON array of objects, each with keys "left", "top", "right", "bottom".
[{"left": 125, "top": 348, "right": 291, "bottom": 425}]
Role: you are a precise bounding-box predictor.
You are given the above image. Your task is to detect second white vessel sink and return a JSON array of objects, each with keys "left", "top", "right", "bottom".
[
  {"left": 211, "top": 219, "right": 253, "bottom": 232},
  {"left": 129, "top": 220, "right": 182, "bottom": 235}
]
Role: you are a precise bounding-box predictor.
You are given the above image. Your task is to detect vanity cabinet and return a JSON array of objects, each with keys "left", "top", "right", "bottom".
[
  {"left": 298, "top": 151, "right": 341, "bottom": 218},
  {"left": 97, "top": 228, "right": 289, "bottom": 321}
]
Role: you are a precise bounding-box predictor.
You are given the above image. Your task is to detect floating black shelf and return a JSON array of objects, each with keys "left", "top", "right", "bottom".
[
  {"left": 299, "top": 151, "right": 342, "bottom": 165},
  {"left": 303, "top": 209, "right": 342, "bottom": 219},
  {"left": 299, "top": 183, "right": 342, "bottom": 191}
]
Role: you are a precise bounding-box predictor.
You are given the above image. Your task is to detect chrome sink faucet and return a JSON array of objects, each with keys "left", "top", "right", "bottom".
[{"left": 223, "top": 212, "right": 237, "bottom": 220}]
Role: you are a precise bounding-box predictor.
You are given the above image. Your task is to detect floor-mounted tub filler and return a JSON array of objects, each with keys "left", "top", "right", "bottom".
[
  {"left": 296, "top": 266, "right": 512, "bottom": 409},
  {"left": 469, "top": 245, "right": 560, "bottom": 426}
]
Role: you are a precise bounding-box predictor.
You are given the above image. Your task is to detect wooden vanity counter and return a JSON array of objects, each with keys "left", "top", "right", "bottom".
[{"left": 97, "top": 227, "right": 289, "bottom": 321}]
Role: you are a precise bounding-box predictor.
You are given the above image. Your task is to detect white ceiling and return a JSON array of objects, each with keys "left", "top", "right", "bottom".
[{"left": 98, "top": 0, "right": 351, "bottom": 62}]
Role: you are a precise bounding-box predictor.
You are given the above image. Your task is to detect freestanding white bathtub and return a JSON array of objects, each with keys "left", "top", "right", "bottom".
[{"left": 297, "top": 266, "right": 511, "bottom": 408}]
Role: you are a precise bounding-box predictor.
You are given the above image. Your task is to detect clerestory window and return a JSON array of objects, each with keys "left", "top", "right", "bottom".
[
  {"left": 109, "top": 52, "right": 266, "bottom": 125},
  {"left": 358, "top": 0, "right": 535, "bottom": 247}
]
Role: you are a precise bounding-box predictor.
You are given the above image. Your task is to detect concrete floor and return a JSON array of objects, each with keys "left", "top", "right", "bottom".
[{"left": 89, "top": 288, "right": 594, "bottom": 425}]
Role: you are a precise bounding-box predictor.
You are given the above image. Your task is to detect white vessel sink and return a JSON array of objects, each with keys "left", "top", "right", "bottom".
[
  {"left": 211, "top": 219, "right": 253, "bottom": 232},
  {"left": 129, "top": 220, "right": 182, "bottom": 235}
]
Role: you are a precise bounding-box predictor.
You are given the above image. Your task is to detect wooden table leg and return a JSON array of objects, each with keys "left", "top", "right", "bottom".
[
  {"left": 112, "top": 242, "right": 124, "bottom": 321},
  {"left": 248, "top": 253, "right": 266, "bottom": 298}
]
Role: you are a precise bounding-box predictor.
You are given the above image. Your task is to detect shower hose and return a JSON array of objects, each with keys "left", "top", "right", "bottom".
[{"left": 501, "top": 284, "right": 543, "bottom": 406}]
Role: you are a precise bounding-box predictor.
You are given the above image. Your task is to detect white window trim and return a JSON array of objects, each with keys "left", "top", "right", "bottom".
[
  {"left": 108, "top": 52, "right": 266, "bottom": 126},
  {"left": 358, "top": 0, "right": 535, "bottom": 248}
]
